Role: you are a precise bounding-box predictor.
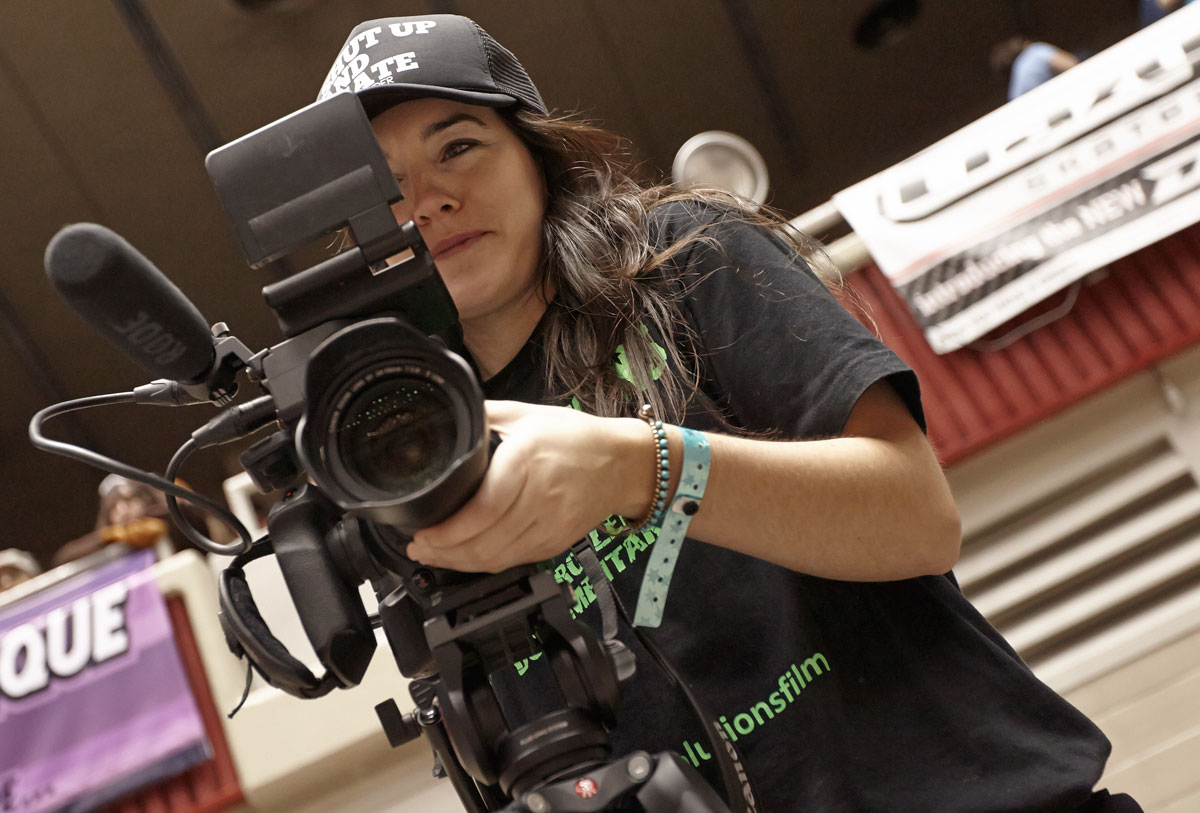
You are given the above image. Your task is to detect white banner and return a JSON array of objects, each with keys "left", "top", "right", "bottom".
[{"left": 833, "top": 6, "right": 1200, "bottom": 353}]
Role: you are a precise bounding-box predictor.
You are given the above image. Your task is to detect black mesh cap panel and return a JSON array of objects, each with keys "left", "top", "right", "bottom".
[{"left": 469, "top": 20, "right": 548, "bottom": 114}]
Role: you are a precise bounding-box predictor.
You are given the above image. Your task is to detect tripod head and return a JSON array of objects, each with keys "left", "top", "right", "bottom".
[{"left": 217, "top": 482, "right": 729, "bottom": 811}]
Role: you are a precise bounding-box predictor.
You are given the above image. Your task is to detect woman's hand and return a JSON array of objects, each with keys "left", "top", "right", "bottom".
[{"left": 406, "top": 400, "right": 651, "bottom": 572}]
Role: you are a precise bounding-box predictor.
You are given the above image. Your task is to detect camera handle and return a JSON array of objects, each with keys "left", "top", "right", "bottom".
[{"left": 217, "top": 485, "right": 378, "bottom": 697}]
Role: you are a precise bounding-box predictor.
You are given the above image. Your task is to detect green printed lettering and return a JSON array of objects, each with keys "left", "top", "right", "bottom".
[
  {"left": 649, "top": 336, "right": 667, "bottom": 376},
  {"left": 681, "top": 739, "right": 713, "bottom": 767},
  {"left": 572, "top": 578, "right": 597, "bottom": 616},
  {"left": 565, "top": 554, "right": 584, "bottom": 578},
  {"left": 553, "top": 563, "right": 572, "bottom": 585},
  {"left": 749, "top": 701, "right": 774, "bottom": 726},
  {"left": 601, "top": 515, "right": 626, "bottom": 536},
  {"left": 683, "top": 740, "right": 697, "bottom": 767},
  {"left": 623, "top": 534, "right": 646, "bottom": 563},
  {"left": 603, "top": 546, "right": 628, "bottom": 574},
  {"left": 696, "top": 654, "right": 830, "bottom": 745},
  {"left": 778, "top": 673, "right": 796, "bottom": 703},
  {"left": 614, "top": 344, "right": 633, "bottom": 384},
  {"left": 799, "top": 653, "right": 830, "bottom": 683},
  {"left": 594, "top": 517, "right": 659, "bottom": 547},
  {"left": 588, "top": 528, "right": 612, "bottom": 554},
  {"left": 513, "top": 651, "right": 543, "bottom": 676},
  {"left": 613, "top": 328, "right": 668, "bottom": 384}
]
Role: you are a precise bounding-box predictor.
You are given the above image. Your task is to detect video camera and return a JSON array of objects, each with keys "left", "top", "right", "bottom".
[{"left": 31, "top": 93, "right": 740, "bottom": 813}]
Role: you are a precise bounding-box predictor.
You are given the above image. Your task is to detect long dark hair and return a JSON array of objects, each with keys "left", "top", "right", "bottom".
[{"left": 503, "top": 108, "right": 835, "bottom": 422}]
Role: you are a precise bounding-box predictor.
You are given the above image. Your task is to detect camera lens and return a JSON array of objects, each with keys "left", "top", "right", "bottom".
[
  {"left": 335, "top": 373, "right": 458, "bottom": 496},
  {"left": 296, "top": 316, "right": 489, "bottom": 532}
]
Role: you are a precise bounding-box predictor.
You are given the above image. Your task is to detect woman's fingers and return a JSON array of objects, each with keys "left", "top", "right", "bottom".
[
  {"left": 409, "top": 510, "right": 541, "bottom": 573},
  {"left": 405, "top": 400, "right": 632, "bottom": 572},
  {"left": 409, "top": 400, "right": 552, "bottom": 551},
  {"left": 410, "top": 435, "right": 528, "bottom": 549}
]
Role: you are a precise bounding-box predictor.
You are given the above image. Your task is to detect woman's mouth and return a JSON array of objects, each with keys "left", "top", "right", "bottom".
[{"left": 433, "top": 231, "right": 486, "bottom": 259}]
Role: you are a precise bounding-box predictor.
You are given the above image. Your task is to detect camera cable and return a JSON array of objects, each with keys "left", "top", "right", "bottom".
[
  {"left": 28, "top": 390, "right": 255, "bottom": 556},
  {"left": 164, "top": 438, "right": 246, "bottom": 555},
  {"left": 164, "top": 394, "right": 279, "bottom": 553}
]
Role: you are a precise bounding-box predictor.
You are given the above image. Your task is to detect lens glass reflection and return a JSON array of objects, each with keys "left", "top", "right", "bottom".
[{"left": 337, "top": 376, "right": 456, "bottom": 495}]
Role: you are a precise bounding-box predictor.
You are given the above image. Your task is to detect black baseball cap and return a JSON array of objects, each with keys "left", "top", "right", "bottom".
[{"left": 317, "top": 14, "right": 547, "bottom": 118}]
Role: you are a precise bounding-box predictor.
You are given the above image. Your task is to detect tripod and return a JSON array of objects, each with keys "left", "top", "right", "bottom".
[{"left": 365, "top": 543, "right": 732, "bottom": 812}]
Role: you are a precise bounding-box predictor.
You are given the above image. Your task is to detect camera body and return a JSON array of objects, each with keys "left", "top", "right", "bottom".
[
  {"left": 199, "top": 93, "right": 728, "bottom": 811},
  {"left": 207, "top": 92, "right": 490, "bottom": 538},
  {"left": 206, "top": 93, "right": 499, "bottom": 692},
  {"left": 205, "top": 94, "right": 623, "bottom": 797},
  {"left": 31, "top": 91, "right": 734, "bottom": 811}
]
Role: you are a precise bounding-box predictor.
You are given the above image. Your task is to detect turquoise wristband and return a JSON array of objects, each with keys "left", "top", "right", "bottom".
[{"left": 633, "top": 426, "right": 710, "bottom": 628}]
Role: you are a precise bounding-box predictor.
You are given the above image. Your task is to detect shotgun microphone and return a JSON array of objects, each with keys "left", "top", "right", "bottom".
[{"left": 44, "top": 223, "right": 216, "bottom": 384}]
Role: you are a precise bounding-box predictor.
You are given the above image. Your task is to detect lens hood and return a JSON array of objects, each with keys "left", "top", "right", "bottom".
[{"left": 295, "top": 316, "right": 488, "bottom": 533}]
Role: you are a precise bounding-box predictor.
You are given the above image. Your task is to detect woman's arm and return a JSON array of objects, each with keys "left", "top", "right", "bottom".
[
  {"left": 684, "top": 378, "right": 961, "bottom": 580},
  {"left": 406, "top": 380, "right": 961, "bottom": 580},
  {"left": 408, "top": 212, "right": 960, "bottom": 579}
]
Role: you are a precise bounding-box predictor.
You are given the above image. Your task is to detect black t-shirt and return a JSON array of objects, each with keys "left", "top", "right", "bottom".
[{"left": 477, "top": 203, "right": 1110, "bottom": 811}]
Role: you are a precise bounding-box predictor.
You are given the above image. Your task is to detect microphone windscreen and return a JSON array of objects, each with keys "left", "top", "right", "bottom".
[{"left": 45, "top": 223, "right": 216, "bottom": 383}]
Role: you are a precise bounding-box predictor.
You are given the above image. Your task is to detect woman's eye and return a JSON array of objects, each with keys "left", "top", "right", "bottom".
[{"left": 443, "top": 140, "right": 476, "bottom": 160}]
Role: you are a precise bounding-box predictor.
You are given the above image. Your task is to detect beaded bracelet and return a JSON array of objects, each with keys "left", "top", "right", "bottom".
[{"left": 625, "top": 403, "right": 671, "bottom": 532}]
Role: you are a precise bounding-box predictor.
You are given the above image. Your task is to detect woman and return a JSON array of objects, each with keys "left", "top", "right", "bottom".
[{"left": 317, "top": 15, "right": 1131, "bottom": 811}]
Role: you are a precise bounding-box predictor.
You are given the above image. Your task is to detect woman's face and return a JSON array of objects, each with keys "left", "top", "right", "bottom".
[{"left": 370, "top": 98, "right": 548, "bottom": 328}]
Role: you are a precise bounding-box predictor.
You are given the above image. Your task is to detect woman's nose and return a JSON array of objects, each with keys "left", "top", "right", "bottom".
[{"left": 407, "top": 174, "right": 460, "bottom": 224}]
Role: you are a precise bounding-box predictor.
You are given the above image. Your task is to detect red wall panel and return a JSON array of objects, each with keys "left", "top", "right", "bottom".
[
  {"left": 847, "top": 223, "right": 1200, "bottom": 466},
  {"left": 101, "top": 596, "right": 242, "bottom": 813}
]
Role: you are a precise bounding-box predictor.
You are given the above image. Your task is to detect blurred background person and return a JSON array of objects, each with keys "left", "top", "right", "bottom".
[
  {"left": 990, "top": 35, "right": 1081, "bottom": 100},
  {"left": 0, "top": 548, "right": 41, "bottom": 592},
  {"left": 52, "top": 474, "right": 206, "bottom": 567},
  {"left": 1140, "top": 0, "right": 1195, "bottom": 27}
]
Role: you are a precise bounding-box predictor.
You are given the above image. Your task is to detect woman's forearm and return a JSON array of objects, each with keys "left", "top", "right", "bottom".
[
  {"left": 408, "top": 384, "right": 960, "bottom": 578},
  {"left": 656, "top": 381, "right": 961, "bottom": 581}
]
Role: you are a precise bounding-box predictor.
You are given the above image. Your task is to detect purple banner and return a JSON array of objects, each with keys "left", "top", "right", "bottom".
[{"left": 0, "top": 549, "right": 209, "bottom": 813}]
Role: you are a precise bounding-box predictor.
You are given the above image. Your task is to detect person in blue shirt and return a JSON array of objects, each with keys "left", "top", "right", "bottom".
[
  {"left": 1141, "top": 0, "right": 1194, "bottom": 28},
  {"left": 990, "top": 36, "right": 1080, "bottom": 100}
]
